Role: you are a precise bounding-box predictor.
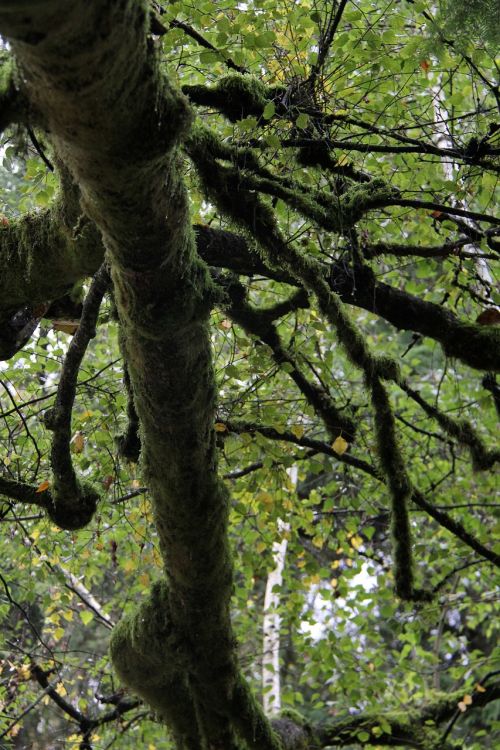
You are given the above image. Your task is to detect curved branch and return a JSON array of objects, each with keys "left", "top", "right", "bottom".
[
  {"left": 222, "top": 276, "right": 355, "bottom": 440},
  {"left": 43, "top": 264, "right": 108, "bottom": 530}
]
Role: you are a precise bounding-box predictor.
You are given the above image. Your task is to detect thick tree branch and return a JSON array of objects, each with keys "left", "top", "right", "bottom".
[{"left": 316, "top": 680, "right": 500, "bottom": 748}]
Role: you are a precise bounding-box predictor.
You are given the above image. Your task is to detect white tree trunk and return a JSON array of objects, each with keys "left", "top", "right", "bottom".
[{"left": 262, "top": 466, "right": 296, "bottom": 716}]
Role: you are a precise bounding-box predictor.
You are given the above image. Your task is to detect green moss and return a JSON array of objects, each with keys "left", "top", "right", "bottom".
[
  {"left": 369, "top": 377, "right": 414, "bottom": 600},
  {"left": 46, "top": 479, "right": 99, "bottom": 530},
  {"left": 110, "top": 580, "right": 181, "bottom": 688},
  {"left": 444, "top": 321, "right": 500, "bottom": 372},
  {"left": 0, "top": 202, "right": 104, "bottom": 310},
  {"left": 214, "top": 74, "right": 269, "bottom": 121},
  {"left": 0, "top": 57, "right": 14, "bottom": 97}
]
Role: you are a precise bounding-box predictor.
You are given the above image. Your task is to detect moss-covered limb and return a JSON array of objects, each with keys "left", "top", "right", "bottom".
[
  {"left": 224, "top": 421, "right": 380, "bottom": 478},
  {"left": 196, "top": 225, "right": 290, "bottom": 282},
  {"left": 270, "top": 717, "right": 313, "bottom": 750},
  {"left": 328, "top": 262, "right": 500, "bottom": 373},
  {"left": 187, "top": 126, "right": 396, "bottom": 234},
  {"left": 0, "top": 476, "right": 53, "bottom": 512},
  {"left": 110, "top": 580, "right": 204, "bottom": 748},
  {"left": 401, "top": 382, "right": 499, "bottom": 471},
  {"left": 222, "top": 276, "right": 356, "bottom": 441},
  {"left": 43, "top": 265, "right": 108, "bottom": 529},
  {"left": 0, "top": 54, "right": 27, "bottom": 133},
  {"left": 411, "top": 489, "right": 500, "bottom": 567},
  {"left": 0, "top": 4, "right": 283, "bottom": 745},
  {"left": 182, "top": 74, "right": 278, "bottom": 122},
  {"left": 368, "top": 377, "right": 415, "bottom": 600},
  {"left": 316, "top": 681, "right": 500, "bottom": 748},
  {"left": 0, "top": 198, "right": 104, "bottom": 316},
  {"left": 196, "top": 226, "right": 500, "bottom": 373}
]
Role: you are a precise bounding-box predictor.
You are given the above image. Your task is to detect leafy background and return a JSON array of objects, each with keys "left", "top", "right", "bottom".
[{"left": 0, "top": 1, "right": 499, "bottom": 748}]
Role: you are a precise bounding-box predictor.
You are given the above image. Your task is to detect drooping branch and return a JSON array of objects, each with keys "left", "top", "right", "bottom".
[
  {"left": 223, "top": 421, "right": 499, "bottom": 567},
  {"left": 42, "top": 264, "right": 108, "bottom": 530},
  {"left": 222, "top": 275, "right": 355, "bottom": 441},
  {"left": 189, "top": 133, "right": 429, "bottom": 597},
  {"left": 400, "top": 381, "right": 499, "bottom": 471}
]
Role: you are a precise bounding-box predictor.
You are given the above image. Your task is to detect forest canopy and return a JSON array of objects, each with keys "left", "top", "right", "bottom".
[{"left": 0, "top": 1, "right": 499, "bottom": 749}]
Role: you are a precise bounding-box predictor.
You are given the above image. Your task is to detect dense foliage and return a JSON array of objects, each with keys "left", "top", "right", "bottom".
[{"left": 0, "top": 2, "right": 498, "bottom": 749}]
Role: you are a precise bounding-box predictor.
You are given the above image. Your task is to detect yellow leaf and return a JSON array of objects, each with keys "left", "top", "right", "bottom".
[
  {"left": 78, "top": 410, "right": 94, "bottom": 420},
  {"left": 349, "top": 534, "right": 363, "bottom": 550},
  {"left": 53, "top": 627, "right": 65, "bottom": 640},
  {"left": 56, "top": 682, "right": 67, "bottom": 696},
  {"left": 462, "top": 694, "right": 473, "bottom": 706},
  {"left": 71, "top": 431, "right": 85, "bottom": 453},
  {"left": 330, "top": 578, "right": 338, "bottom": 588},
  {"left": 35, "top": 480, "right": 50, "bottom": 493},
  {"left": 332, "top": 436, "right": 349, "bottom": 455},
  {"left": 336, "top": 154, "right": 350, "bottom": 167},
  {"left": 214, "top": 422, "right": 227, "bottom": 432},
  {"left": 291, "top": 424, "right": 304, "bottom": 439},
  {"left": 123, "top": 558, "right": 137, "bottom": 573},
  {"left": 17, "top": 665, "right": 31, "bottom": 680},
  {"left": 476, "top": 683, "right": 486, "bottom": 693},
  {"left": 257, "top": 491, "right": 273, "bottom": 508},
  {"left": 139, "top": 572, "right": 150, "bottom": 587},
  {"left": 62, "top": 611, "right": 73, "bottom": 622}
]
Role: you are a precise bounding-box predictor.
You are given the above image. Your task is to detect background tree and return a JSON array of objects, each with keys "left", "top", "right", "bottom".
[{"left": 0, "top": 1, "right": 499, "bottom": 749}]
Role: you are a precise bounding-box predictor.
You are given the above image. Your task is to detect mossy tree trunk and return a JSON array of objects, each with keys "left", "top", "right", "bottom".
[{"left": 0, "top": 2, "right": 289, "bottom": 748}]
